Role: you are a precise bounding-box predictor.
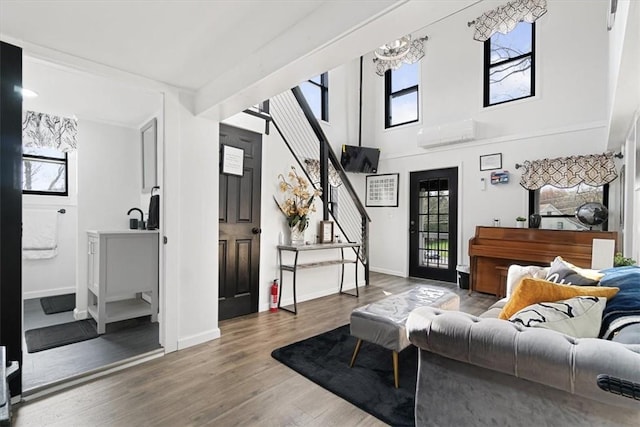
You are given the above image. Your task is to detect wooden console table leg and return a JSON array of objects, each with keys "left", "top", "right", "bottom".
[
  {"left": 392, "top": 351, "right": 399, "bottom": 388},
  {"left": 349, "top": 339, "right": 362, "bottom": 368}
]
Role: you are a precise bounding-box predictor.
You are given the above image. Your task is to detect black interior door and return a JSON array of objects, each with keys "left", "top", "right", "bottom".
[
  {"left": 218, "top": 124, "right": 262, "bottom": 320},
  {"left": 0, "top": 41, "right": 24, "bottom": 396},
  {"left": 409, "top": 167, "right": 458, "bottom": 282}
]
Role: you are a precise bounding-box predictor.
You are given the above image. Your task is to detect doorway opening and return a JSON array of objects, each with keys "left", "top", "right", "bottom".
[{"left": 20, "top": 56, "right": 165, "bottom": 394}]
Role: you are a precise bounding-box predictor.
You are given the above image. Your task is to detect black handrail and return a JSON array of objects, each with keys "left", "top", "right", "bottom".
[{"left": 290, "top": 87, "right": 371, "bottom": 222}]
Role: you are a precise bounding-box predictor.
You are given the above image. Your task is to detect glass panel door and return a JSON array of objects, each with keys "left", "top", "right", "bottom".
[{"left": 409, "top": 168, "right": 458, "bottom": 281}]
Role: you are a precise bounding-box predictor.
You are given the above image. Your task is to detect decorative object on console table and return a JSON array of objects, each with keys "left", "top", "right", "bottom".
[
  {"left": 319, "top": 220, "right": 334, "bottom": 243},
  {"left": 290, "top": 225, "right": 305, "bottom": 246},
  {"left": 274, "top": 166, "right": 322, "bottom": 246},
  {"left": 515, "top": 217, "right": 526, "bottom": 228}
]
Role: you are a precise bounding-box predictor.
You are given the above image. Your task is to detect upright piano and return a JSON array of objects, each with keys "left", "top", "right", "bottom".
[{"left": 468, "top": 226, "right": 618, "bottom": 297}]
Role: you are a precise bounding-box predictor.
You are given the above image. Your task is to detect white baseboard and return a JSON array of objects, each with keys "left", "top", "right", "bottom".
[
  {"left": 177, "top": 328, "right": 221, "bottom": 350},
  {"left": 369, "top": 267, "right": 405, "bottom": 277},
  {"left": 23, "top": 286, "right": 75, "bottom": 300}
]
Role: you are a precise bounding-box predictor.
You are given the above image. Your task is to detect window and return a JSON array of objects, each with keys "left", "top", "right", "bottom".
[
  {"left": 300, "top": 72, "right": 328, "bottom": 121},
  {"left": 385, "top": 62, "right": 419, "bottom": 128},
  {"left": 484, "top": 22, "right": 535, "bottom": 106},
  {"left": 529, "top": 183, "right": 608, "bottom": 231},
  {"left": 22, "top": 146, "right": 68, "bottom": 196}
]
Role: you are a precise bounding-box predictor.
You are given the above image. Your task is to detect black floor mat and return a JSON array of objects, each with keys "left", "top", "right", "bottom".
[
  {"left": 25, "top": 320, "right": 98, "bottom": 353},
  {"left": 272, "top": 324, "right": 417, "bottom": 427},
  {"left": 40, "top": 293, "right": 75, "bottom": 314}
]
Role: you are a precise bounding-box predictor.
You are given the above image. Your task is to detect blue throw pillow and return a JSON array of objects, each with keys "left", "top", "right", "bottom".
[{"left": 599, "top": 266, "right": 640, "bottom": 339}]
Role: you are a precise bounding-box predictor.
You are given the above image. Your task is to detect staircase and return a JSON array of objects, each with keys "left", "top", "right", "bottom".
[{"left": 264, "top": 87, "right": 371, "bottom": 284}]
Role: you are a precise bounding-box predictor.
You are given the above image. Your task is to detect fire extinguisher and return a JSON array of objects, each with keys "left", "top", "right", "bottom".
[{"left": 270, "top": 279, "right": 279, "bottom": 312}]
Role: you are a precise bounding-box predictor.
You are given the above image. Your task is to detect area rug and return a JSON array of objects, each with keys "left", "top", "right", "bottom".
[
  {"left": 25, "top": 320, "right": 98, "bottom": 353},
  {"left": 271, "top": 324, "right": 417, "bottom": 426},
  {"left": 40, "top": 293, "right": 75, "bottom": 314}
]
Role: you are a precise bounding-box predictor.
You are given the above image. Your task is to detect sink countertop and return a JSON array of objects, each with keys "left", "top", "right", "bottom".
[{"left": 87, "top": 229, "right": 160, "bottom": 235}]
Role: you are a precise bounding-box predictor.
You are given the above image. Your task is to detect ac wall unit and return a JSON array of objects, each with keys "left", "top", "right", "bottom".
[{"left": 417, "top": 119, "right": 476, "bottom": 148}]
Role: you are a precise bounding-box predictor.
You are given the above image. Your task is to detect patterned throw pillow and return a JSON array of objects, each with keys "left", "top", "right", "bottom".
[
  {"left": 509, "top": 296, "right": 606, "bottom": 338},
  {"left": 544, "top": 256, "right": 604, "bottom": 286},
  {"left": 498, "top": 277, "right": 619, "bottom": 320}
]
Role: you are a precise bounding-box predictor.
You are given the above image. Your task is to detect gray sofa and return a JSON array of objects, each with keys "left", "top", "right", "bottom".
[{"left": 406, "top": 266, "right": 640, "bottom": 426}]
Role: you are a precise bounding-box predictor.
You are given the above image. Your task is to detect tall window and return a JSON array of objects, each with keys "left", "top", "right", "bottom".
[
  {"left": 22, "top": 146, "right": 68, "bottom": 196},
  {"left": 385, "top": 62, "right": 419, "bottom": 128},
  {"left": 529, "top": 184, "right": 608, "bottom": 231},
  {"left": 300, "top": 72, "right": 328, "bottom": 121},
  {"left": 484, "top": 22, "right": 535, "bottom": 106}
]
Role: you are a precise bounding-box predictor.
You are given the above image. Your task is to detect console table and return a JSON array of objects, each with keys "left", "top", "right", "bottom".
[{"left": 277, "top": 242, "right": 361, "bottom": 314}]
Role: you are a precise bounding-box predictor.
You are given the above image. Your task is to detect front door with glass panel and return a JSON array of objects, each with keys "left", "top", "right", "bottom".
[{"left": 409, "top": 168, "right": 458, "bottom": 282}]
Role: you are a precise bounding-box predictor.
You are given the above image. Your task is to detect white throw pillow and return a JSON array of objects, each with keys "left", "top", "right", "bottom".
[
  {"left": 508, "top": 296, "right": 606, "bottom": 338},
  {"left": 506, "top": 265, "right": 549, "bottom": 297}
]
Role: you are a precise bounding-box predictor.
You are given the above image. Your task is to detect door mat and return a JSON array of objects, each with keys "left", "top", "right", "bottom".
[
  {"left": 40, "top": 293, "right": 75, "bottom": 315},
  {"left": 25, "top": 320, "right": 98, "bottom": 353},
  {"left": 271, "top": 324, "right": 417, "bottom": 426}
]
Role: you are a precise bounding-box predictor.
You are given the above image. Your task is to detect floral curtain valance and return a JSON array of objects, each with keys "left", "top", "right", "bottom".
[
  {"left": 470, "top": 0, "right": 547, "bottom": 42},
  {"left": 519, "top": 152, "right": 618, "bottom": 190},
  {"left": 23, "top": 111, "right": 78, "bottom": 153},
  {"left": 304, "top": 159, "right": 343, "bottom": 188}
]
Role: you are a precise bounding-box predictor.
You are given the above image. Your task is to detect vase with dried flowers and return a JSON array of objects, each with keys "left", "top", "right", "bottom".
[{"left": 274, "top": 166, "right": 322, "bottom": 245}]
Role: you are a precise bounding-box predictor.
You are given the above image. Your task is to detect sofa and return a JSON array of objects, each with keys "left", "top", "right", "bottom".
[{"left": 406, "top": 264, "right": 640, "bottom": 426}]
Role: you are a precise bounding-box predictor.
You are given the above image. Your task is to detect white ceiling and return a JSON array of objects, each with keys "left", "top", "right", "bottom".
[{"left": 0, "top": 0, "right": 480, "bottom": 121}]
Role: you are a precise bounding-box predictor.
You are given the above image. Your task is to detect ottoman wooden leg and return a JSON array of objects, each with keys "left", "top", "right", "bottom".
[
  {"left": 392, "top": 351, "right": 399, "bottom": 388},
  {"left": 349, "top": 339, "right": 363, "bottom": 367}
]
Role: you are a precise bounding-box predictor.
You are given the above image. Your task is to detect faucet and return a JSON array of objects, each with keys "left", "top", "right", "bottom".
[{"left": 127, "top": 208, "right": 144, "bottom": 229}]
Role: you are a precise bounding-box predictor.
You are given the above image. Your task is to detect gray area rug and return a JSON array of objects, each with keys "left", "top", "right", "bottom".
[
  {"left": 40, "top": 293, "right": 75, "bottom": 315},
  {"left": 25, "top": 320, "right": 98, "bottom": 353}
]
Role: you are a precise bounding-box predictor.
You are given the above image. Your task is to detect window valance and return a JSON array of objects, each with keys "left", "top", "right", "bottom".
[
  {"left": 304, "top": 159, "right": 342, "bottom": 188},
  {"left": 23, "top": 111, "right": 78, "bottom": 152},
  {"left": 519, "top": 152, "right": 618, "bottom": 190},
  {"left": 469, "top": 0, "right": 547, "bottom": 42}
]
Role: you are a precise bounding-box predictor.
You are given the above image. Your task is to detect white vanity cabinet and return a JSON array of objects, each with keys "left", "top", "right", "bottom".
[{"left": 87, "top": 230, "right": 159, "bottom": 334}]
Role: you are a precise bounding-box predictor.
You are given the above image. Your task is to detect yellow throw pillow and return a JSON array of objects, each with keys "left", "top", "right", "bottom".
[{"left": 498, "top": 278, "right": 619, "bottom": 320}]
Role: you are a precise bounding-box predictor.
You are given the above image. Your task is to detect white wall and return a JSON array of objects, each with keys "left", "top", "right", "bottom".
[
  {"left": 22, "top": 151, "right": 78, "bottom": 299},
  {"left": 359, "top": 1, "right": 615, "bottom": 276},
  {"left": 174, "top": 105, "right": 220, "bottom": 349},
  {"left": 75, "top": 120, "right": 142, "bottom": 318}
]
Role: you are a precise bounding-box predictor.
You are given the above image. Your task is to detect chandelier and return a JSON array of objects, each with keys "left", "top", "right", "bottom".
[{"left": 373, "top": 34, "right": 428, "bottom": 76}]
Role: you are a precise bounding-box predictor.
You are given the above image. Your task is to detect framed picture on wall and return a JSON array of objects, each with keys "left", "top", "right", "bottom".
[
  {"left": 480, "top": 153, "right": 502, "bottom": 171},
  {"left": 366, "top": 173, "right": 399, "bottom": 207}
]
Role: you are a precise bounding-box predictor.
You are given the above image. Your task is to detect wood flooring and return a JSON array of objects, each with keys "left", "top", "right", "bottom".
[{"left": 13, "top": 273, "right": 497, "bottom": 427}]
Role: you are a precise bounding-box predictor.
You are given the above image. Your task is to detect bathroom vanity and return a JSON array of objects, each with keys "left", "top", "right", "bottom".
[{"left": 86, "top": 230, "right": 159, "bottom": 334}]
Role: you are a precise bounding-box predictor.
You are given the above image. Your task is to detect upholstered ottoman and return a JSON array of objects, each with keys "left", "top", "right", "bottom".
[{"left": 349, "top": 285, "right": 459, "bottom": 387}]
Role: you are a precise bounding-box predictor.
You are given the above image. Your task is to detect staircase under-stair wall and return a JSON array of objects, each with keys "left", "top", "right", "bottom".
[{"left": 249, "top": 88, "right": 371, "bottom": 284}]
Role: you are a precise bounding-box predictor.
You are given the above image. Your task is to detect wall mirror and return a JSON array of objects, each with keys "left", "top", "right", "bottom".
[{"left": 141, "top": 118, "right": 157, "bottom": 192}]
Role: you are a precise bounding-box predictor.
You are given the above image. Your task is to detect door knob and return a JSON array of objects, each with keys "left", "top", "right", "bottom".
[
  {"left": 409, "top": 220, "right": 416, "bottom": 234},
  {"left": 252, "top": 227, "right": 262, "bottom": 234}
]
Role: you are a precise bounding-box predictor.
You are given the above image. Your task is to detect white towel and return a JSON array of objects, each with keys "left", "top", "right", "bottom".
[{"left": 23, "top": 209, "right": 58, "bottom": 260}]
